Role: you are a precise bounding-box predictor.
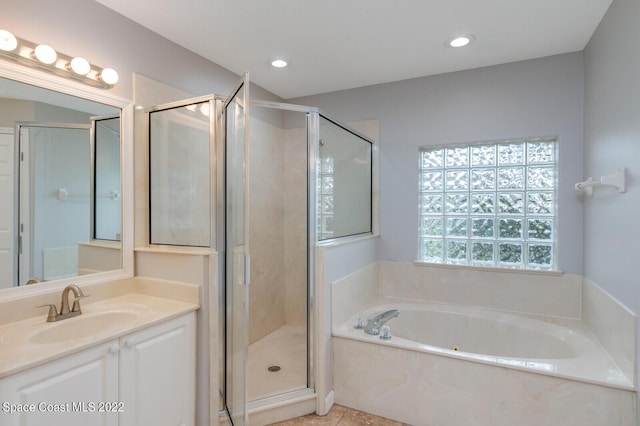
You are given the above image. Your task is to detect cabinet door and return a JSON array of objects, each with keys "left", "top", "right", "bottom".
[
  {"left": 119, "top": 312, "right": 196, "bottom": 426},
  {"left": 0, "top": 341, "right": 119, "bottom": 426}
]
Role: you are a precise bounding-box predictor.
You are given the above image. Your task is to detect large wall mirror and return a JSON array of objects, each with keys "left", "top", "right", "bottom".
[{"left": 0, "top": 61, "right": 132, "bottom": 295}]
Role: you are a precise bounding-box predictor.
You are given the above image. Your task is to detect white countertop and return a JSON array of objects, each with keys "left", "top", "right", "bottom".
[{"left": 0, "top": 293, "right": 199, "bottom": 379}]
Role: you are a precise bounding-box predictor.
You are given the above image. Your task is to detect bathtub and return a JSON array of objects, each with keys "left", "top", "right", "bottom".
[{"left": 332, "top": 299, "right": 635, "bottom": 425}]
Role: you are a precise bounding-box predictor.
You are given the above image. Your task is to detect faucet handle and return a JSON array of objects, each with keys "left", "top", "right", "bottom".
[
  {"left": 379, "top": 325, "right": 392, "bottom": 341},
  {"left": 36, "top": 304, "right": 59, "bottom": 322}
]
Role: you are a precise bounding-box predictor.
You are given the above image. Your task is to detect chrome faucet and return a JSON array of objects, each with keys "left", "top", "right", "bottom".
[
  {"left": 37, "top": 284, "right": 89, "bottom": 322},
  {"left": 364, "top": 309, "right": 399, "bottom": 335}
]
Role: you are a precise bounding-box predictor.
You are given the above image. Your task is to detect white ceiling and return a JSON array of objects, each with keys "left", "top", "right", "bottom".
[{"left": 97, "top": 0, "right": 612, "bottom": 99}]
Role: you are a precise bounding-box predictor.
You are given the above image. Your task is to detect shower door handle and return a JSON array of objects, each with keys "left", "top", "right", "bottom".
[{"left": 241, "top": 253, "right": 250, "bottom": 286}]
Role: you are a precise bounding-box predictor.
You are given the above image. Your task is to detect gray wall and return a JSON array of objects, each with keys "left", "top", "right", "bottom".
[
  {"left": 9, "top": 0, "right": 637, "bottom": 421},
  {"left": 292, "top": 53, "right": 585, "bottom": 274},
  {"left": 3, "top": 0, "right": 279, "bottom": 102},
  {"left": 583, "top": 0, "right": 639, "bottom": 420},
  {"left": 3, "top": 3, "right": 279, "bottom": 426},
  {"left": 6, "top": 1, "right": 586, "bottom": 274}
]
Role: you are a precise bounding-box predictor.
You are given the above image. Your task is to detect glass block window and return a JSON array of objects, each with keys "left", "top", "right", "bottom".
[
  {"left": 317, "top": 156, "right": 335, "bottom": 240},
  {"left": 419, "top": 138, "right": 557, "bottom": 270}
]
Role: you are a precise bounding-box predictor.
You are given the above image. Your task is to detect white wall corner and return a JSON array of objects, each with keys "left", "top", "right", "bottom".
[{"left": 581, "top": 277, "right": 636, "bottom": 387}]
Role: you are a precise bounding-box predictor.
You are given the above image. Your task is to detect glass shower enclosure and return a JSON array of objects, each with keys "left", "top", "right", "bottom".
[{"left": 146, "top": 75, "right": 374, "bottom": 425}]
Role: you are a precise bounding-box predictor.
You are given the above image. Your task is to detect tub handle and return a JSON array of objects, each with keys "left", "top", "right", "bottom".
[{"left": 379, "top": 325, "right": 392, "bottom": 341}]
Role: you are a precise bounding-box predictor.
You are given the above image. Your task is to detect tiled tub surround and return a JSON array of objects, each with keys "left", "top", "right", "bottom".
[
  {"left": 582, "top": 277, "right": 637, "bottom": 388},
  {"left": 331, "top": 262, "right": 636, "bottom": 425},
  {"left": 379, "top": 261, "right": 582, "bottom": 318},
  {"left": 333, "top": 337, "right": 635, "bottom": 426},
  {"left": 338, "top": 302, "right": 632, "bottom": 389},
  {"left": 0, "top": 277, "right": 200, "bottom": 379},
  {"left": 376, "top": 261, "right": 635, "bottom": 383}
]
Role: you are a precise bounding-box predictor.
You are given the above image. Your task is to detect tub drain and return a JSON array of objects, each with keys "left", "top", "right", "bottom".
[{"left": 267, "top": 365, "right": 281, "bottom": 372}]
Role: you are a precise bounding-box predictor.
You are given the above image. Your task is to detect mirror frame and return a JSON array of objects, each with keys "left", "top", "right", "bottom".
[{"left": 0, "top": 59, "right": 134, "bottom": 301}]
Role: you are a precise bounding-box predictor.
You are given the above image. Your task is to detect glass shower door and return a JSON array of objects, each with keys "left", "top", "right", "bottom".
[{"left": 225, "top": 73, "right": 250, "bottom": 426}]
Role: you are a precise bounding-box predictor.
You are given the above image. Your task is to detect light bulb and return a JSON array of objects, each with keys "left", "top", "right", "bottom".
[
  {"left": 34, "top": 44, "right": 57, "bottom": 64},
  {"left": 100, "top": 68, "right": 119, "bottom": 85},
  {"left": 0, "top": 30, "right": 17, "bottom": 52},
  {"left": 200, "top": 103, "right": 210, "bottom": 117},
  {"left": 69, "top": 57, "right": 91, "bottom": 75}
]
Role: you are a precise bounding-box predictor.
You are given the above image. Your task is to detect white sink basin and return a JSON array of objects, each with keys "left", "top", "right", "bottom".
[{"left": 30, "top": 311, "right": 139, "bottom": 344}]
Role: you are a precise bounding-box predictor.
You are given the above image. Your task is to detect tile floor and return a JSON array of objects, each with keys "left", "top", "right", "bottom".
[{"left": 268, "top": 404, "right": 409, "bottom": 425}]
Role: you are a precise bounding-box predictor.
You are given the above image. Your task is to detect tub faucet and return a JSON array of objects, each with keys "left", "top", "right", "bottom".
[{"left": 364, "top": 309, "right": 399, "bottom": 335}]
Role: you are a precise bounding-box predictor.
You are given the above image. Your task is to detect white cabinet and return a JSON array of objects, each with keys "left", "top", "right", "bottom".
[
  {"left": 119, "top": 312, "right": 196, "bottom": 426},
  {"left": 0, "top": 341, "right": 119, "bottom": 426},
  {"left": 0, "top": 312, "right": 196, "bottom": 426}
]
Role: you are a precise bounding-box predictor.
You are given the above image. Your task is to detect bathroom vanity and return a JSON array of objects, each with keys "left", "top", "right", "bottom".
[{"left": 0, "top": 281, "right": 199, "bottom": 426}]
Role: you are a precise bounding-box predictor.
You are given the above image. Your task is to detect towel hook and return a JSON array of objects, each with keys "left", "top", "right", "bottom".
[{"left": 575, "top": 168, "right": 626, "bottom": 196}]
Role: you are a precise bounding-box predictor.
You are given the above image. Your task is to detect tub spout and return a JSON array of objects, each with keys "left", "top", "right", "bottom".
[{"left": 364, "top": 309, "right": 399, "bottom": 335}]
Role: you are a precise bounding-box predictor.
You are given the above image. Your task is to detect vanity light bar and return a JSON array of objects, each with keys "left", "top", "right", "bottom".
[{"left": 0, "top": 29, "right": 118, "bottom": 89}]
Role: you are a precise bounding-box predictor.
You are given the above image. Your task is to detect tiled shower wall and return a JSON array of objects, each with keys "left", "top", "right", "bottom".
[
  {"left": 249, "top": 118, "right": 286, "bottom": 344},
  {"left": 248, "top": 118, "right": 307, "bottom": 344}
]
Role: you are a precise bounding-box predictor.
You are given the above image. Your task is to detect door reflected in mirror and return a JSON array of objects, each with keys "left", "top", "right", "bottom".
[
  {"left": 94, "top": 116, "right": 121, "bottom": 241},
  {"left": 0, "top": 76, "right": 122, "bottom": 290}
]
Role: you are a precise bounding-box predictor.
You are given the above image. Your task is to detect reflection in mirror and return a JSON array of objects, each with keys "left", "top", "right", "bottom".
[
  {"left": 0, "top": 76, "right": 121, "bottom": 290},
  {"left": 18, "top": 123, "right": 91, "bottom": 286},
  {"left": 93, "top": 116, "right": 121, "bottom": 241},
  {"left": 149, "top": 100, "right": 212, "bottom": 247},
  {"left": 318, "top": 116, "right": 372, "bottom": 240}
]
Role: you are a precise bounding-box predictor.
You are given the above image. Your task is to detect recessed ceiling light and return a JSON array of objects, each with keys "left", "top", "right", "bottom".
[
  {"left": 446, "top": 35, "right": 475, "bottom": 48},
  {"left": 271, "top": 59, "right": 288, "bottom": 68}
]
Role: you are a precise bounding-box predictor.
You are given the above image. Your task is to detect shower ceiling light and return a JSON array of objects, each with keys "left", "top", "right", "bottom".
[
  {"left": 271, "top": 59, "right": 288, "bottom": 68},
  {"left": 200, "top": 103, "right": 211, "bottom": 117},
  {"left": 0, "top": 29, "right": 119, "bottom": 89},
  {"left": 446, "top": 34, "right": 476, "bottom": 48}
]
